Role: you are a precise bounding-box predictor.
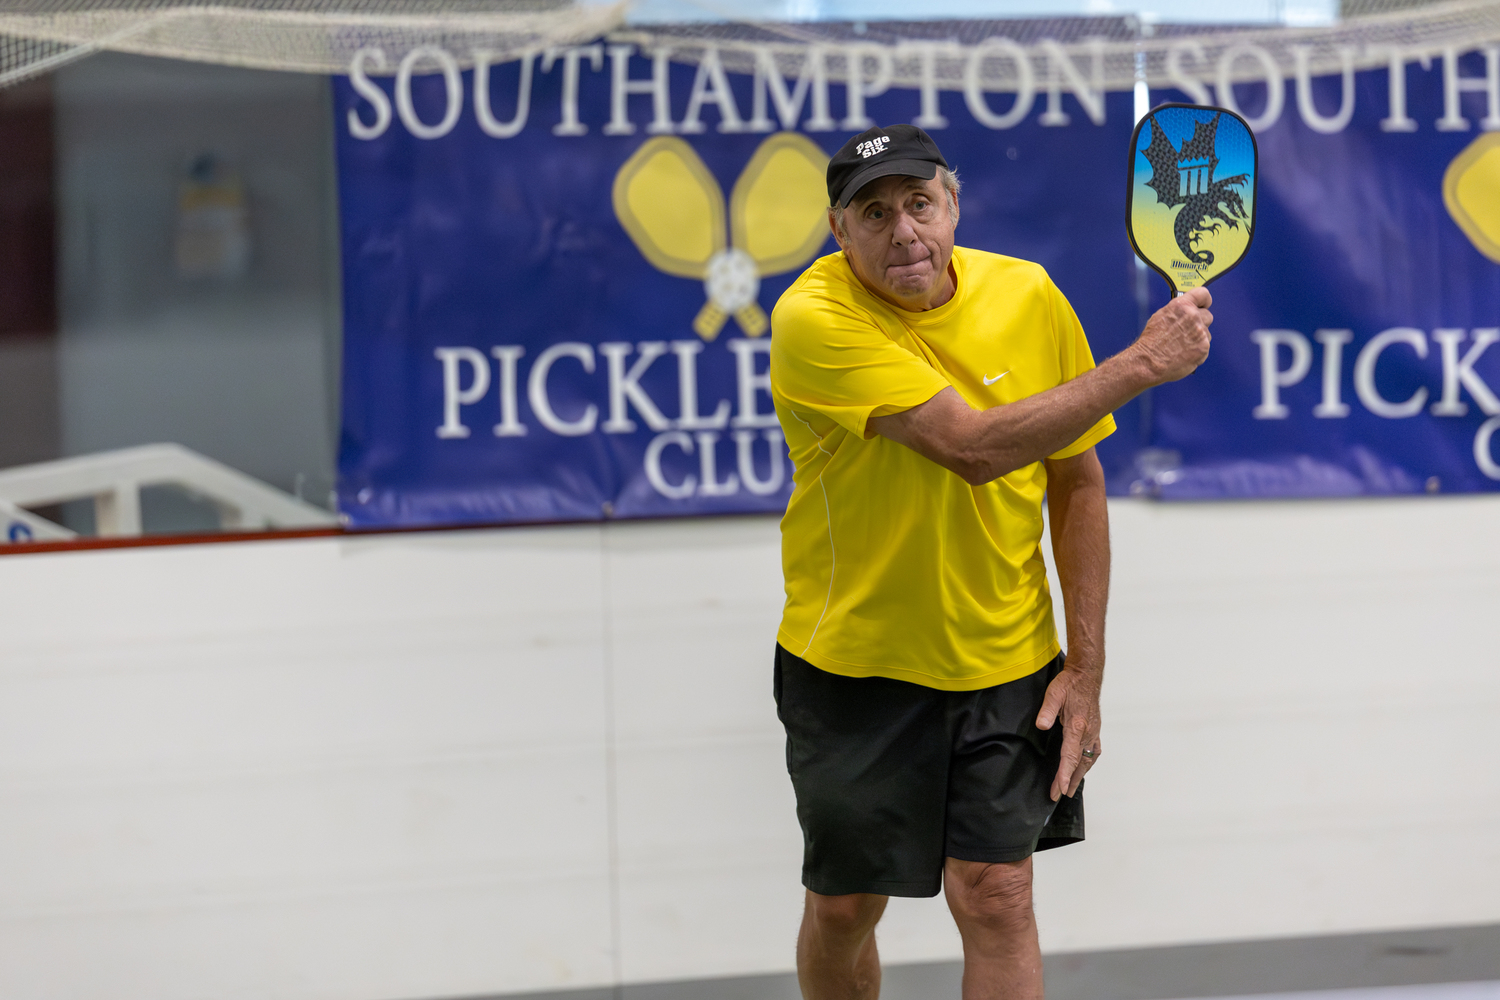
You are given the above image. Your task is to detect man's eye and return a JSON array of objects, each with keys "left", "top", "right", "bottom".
[{"left": 867, "top": 209, "right": 884, "bottom": 220}]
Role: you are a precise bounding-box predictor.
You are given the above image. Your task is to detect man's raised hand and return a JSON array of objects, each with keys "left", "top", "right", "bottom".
[{"left": 1133, "top": 286, "right": 1213, "bottom": 384}]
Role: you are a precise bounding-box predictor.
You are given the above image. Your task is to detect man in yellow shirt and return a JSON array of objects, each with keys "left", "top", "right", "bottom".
[{"left": 770, "top": 124, "right": 1213, "bottom": 999}]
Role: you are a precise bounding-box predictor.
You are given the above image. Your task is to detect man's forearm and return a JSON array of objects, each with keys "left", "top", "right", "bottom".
[
  {"left": 959, "top": 291, "right": 1214, "bottom": 482},
  {"left": 1045, "top": 453, "right": 1110, "bottom": 674},
  {"left": 880, "top": 346, "right": 1157, "bottom": 485},
  {"left": 1037, "top": 450, "right": 1110, "bottom": 801},
  {"left": 868, "top": 290, "right": 1212, "bottom": 486},
  {"left": 957, "top": 347, "right": 1158, "bottom": 482}
]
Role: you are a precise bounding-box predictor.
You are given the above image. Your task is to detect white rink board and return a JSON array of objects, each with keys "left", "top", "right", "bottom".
[{"left": 0, "top": 497, "right": 1496, "bottom": 1000}]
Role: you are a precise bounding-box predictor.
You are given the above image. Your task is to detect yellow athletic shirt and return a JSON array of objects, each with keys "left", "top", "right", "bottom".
[{"left": 769, "top": 245, "right": 1115, "bottom": 691}]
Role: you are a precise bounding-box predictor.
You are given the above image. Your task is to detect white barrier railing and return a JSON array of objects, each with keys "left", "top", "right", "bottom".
[
  {"left": 0, "top": 497, "right": 78, "bottom": 543},
  {"left": 0, "top": 443, "right": 338, "bottom": 543}
]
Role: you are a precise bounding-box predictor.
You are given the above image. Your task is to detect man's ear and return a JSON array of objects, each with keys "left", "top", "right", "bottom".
[{"left": 827, "top": 208, "right": 845, "bottom": 249}]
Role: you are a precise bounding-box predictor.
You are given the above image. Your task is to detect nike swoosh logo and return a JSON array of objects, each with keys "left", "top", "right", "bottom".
[{"left": 983, "top": 371, "right": 1011, "bottom": 385}]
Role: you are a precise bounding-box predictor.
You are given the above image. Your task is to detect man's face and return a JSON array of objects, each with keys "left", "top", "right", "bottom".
[{"left": 831, "top": 173, "right": 957, "bottom": 311}]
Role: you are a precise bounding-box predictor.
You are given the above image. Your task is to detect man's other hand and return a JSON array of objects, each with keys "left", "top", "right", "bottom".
[
  {"left": 1036, "top": 662, "right": 1102, "bottom": 801},
  {"left": 1133, "top": 286, "right": 1213, "bottom": 384}
]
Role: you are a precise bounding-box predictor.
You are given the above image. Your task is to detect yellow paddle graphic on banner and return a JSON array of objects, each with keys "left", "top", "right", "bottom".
[
  {"left": 1445, "top": 133, "right": 1500, "bottom": 262},
  {"left": 614, "top": 132, "right": 830, "bottom": 340}
]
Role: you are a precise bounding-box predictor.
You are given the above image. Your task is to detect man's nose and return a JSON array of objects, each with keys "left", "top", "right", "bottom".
[{"left": 891, "top": 211, "right": 918, "bottom": 245}]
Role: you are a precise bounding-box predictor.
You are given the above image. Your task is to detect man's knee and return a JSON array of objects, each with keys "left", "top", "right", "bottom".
[
  {"left": 946, "top": 859, "right": 1035, "bottom": 933},
  {"left": 803, "top": 890, "right": 887, "bottom": 941}
]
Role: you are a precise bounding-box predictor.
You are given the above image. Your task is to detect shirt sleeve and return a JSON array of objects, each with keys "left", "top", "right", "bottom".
[
  {"left": 770, "top": 291, "right": 951, "bottom": 440},
  {"left": 1045, "top": 277, "right": 1117, "bottom": 460}
]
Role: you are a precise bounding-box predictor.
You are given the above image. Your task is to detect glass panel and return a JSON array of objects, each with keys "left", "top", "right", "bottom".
[{"left": 0, "top": 54, "right": 342, "bottom": 544}]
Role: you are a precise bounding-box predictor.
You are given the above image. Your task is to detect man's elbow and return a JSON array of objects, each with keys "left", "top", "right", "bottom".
[
  {"left": 953, "top": 460, "right": 990, "bottom": 486},
  {"left": 933, "top": 408, "right": 1021, "bottom": 485},
  {"left": 957, "top": 463, "right": 1025, "bottom": 486},
  {"left": 946, "top": 446, "right": 1017, "bottom": 486},
  {"left": 903, "top": 410, "right": 1020, "bottom": 484}
]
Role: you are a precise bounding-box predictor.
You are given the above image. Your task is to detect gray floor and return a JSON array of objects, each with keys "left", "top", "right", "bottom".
[
  {"left": 448, "top": 922, "right": 1500, "bottom": 1000},
  {"left": 1202, "top": 985, "right": 1500, "bottom": 1000}
]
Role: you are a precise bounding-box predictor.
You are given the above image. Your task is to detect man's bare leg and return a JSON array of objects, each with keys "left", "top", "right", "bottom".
[
  {"left": 943, "top": 857, "right": 1043, "bottom": 1000},
  {"left": 796, "top": 890, "right": 889, "bottom": 1000}
]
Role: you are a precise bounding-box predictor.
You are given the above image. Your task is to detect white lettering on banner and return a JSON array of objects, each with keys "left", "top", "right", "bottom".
[
  {"left": 397, "top": 46, "right": 463, "bottom": 140},
  {"left": 543, "top": 44, "right": 604, "bottom": 136},
  {"left": 1380, "top": 47, "right": 1429, "bottom": 132},
  {"left": 735, "top": 428, "right": 787, "bottom": 494},
  {"left": 1476, "top": 414, "right": 1500, "bottom": 479},
  {"left": 528, "top": 342, "right": 599, "bottom": 435},
  {"left": 680, "top": 47, "right": 747, "bottom": 134},
  {"left": 1438, "top": 46, "right": 1500, "bottom": 131},
  {"left": 604, "top": 44, "right": 675, "bottom": 136},
  {"left": 900, "top": 42, "right": 958, "bottom": 129},
  {"left": 491, "top": 346, "right": 527, "bottom": 436},
  {"left": 964, "top": 37, "right": 1035, "bottom": 131},
  {"left": 1292, "top": 46, "right": 1357, "bottom": 135},
  {"left": 643, "top": 427, "right": 788, "bottom": 499},
  {"left": 727, "top": 338, "right": 779, "bottom": 428},
  {"left": 474, "top": 49, "right": 534, "bottom": 138},
  {"left": 842, "top": 45, "right": 894, "bottom": 131},
  {"left": 749, "top": 47, "right": 835, "bottom": 132},
  {"left": 352, "top": 40, "right": 1500, "bottom": 138},
  {"left": 672, "top": 340, "right": 732, "bottom": 429},
  {"left": 1355, "top": 327, "right": 1429, "bottom": 418},
  {"left": 438, "top": 339, "right": 775, "bottom": 442},
  {"left": 348, "top": 48, "right": 393, "bottom": 140},
  {"left": 1217, "top": 44, "right": 1284, "bottom": 132},
  {"left": 644, "top": 431, "right": 696, "bottom": 498},
  {"left": 1251, "top": 329, "right": 1312, "bottom": 419},
  {"left": 1038, "top": 40, "right": 1105, "bottom": 127},
  {"left": 1431, "top": 328, "right": 1500, "bottom": 415},
  {"left": 430, "top": 338, "right": 793, "bottom": 502},
  {"left": 1250, "top": 326, "right": 1500, "bottom": 481},
  {"left": 695, "top": 431, "right": 740, "bottom": 495},
  {"left": 1313, "top": 329, "right": 1354, "bottom": 418},
  {"left": 435, "top": 347, "right": 490, "bottom": 438},
  {"left": 600, "top": 341, "right": 673, "bottom": 432},
  {"left": 1253, "top": 325, "right": 1500, "bottom": 420}
]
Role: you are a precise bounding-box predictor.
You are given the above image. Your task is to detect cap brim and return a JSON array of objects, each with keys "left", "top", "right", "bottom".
[{"left": 836, "top": 158, "right": 940, "bottom": 207}]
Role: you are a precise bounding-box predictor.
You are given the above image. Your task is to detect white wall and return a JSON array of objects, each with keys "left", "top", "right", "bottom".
[{"left": 0, "top": 497, "right": 1496, "bottom": 1000}]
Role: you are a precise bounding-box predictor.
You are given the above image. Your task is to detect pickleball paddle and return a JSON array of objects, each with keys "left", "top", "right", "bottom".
[{"left": 1127, "top": 103, "right": 1258, "bottom": 296}]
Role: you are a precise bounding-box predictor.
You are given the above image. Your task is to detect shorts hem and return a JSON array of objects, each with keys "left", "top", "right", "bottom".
[
  {"left": 803, "top": 874, "right": 942, "bottom": 899},
  {"left": 944, "top": 843, "right": 1042, "bottom": 865},
  {"left": 1036, "top": 830, "right": 1085, "bottom": 852}
]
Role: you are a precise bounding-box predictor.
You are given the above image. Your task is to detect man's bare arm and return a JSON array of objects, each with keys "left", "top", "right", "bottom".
[
  {"left": 1036, "top": 448, "right": 1110, "bottom": 800},
  {"left": 869, "top": 287, "right": 1213, "bottom": 484}
]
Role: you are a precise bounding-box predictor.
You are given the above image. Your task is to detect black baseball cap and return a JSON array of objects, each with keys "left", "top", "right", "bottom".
[{"left": 827, "top": 124, "right": 950, "bottom": 208}]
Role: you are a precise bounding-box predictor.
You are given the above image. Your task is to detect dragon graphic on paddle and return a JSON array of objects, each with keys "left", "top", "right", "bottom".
[{"left": 1140, "top": 111, "right": 1252, "bottom": 266}]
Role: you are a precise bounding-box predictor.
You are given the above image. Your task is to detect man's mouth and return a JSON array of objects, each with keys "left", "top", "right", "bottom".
[{"left": 886, "top": 257, "right": 933, "bottom": 278}]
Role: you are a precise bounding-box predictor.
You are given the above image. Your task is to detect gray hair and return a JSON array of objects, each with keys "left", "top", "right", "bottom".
[{"left": 831, "top": 166, "right": 961, "bottom": 242}]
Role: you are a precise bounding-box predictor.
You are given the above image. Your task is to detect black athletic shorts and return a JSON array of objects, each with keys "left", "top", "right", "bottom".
[{"left": 774, "top": 644, "right": 1084, "bottom": 898}]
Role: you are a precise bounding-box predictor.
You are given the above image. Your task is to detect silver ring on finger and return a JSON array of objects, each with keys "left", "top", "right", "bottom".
[{"left": 1080, "top": 747, "right": 1099, "bottom": 759}]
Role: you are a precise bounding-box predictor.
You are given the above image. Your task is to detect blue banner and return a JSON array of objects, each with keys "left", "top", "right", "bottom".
[
  {"left": 1136, "top": 55, "right": 1500, "bottom": 498},
  {"left": 334, "top": 37, "right": 1500, "bottom": 527}
]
